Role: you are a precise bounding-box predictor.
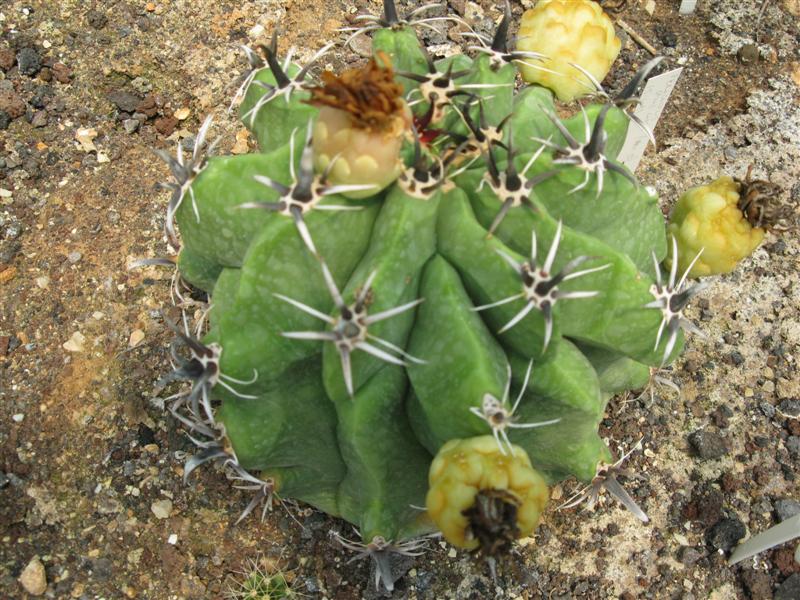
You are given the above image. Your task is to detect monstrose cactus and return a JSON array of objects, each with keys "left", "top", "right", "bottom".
[{"left": 150, "top": 1, "right": 708, "bottom": 591}]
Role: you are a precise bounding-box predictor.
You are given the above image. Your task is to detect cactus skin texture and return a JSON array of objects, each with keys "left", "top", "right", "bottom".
[
  {"left": 155, "top": 1, "right": 709, "bottom": 590},
  {"left": 667, "top": 176, "right": 765, "bottom": 278},
  {"left": 517, "top": 0, "right": 621, "bottom": 102}
]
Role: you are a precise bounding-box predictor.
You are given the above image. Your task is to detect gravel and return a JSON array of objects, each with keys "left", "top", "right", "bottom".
[
  {"left": 16, "top": 48, "right": 41, "bottom": 76},
  {"left": 775, "top": 574, "right": 800, "bottom": 600},
  {"left": 107, "top": 90, "right": 142, "bottom": 113},
  {"left": 688, "top": 430, "right": 728, "bottom": 460},
  {"left": 774, "top": 498, "right": 800, "bottom": 522},
  {"left": 706, "top": 517, "right": 746, "bottom": 552}
]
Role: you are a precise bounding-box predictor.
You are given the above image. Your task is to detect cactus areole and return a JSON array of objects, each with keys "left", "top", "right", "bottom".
[{"left": 151, "top": 1, "right": 706, "bottom": 591}]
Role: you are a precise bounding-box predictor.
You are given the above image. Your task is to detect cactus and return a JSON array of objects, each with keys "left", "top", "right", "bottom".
[{"left": 149, "top": 1, "right": 709, "bottom": 591}]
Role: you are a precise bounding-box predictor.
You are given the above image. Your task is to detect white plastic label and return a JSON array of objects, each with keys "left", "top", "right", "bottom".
[
  {"left": 617, "top": 67, "right": 683, "bottom": 172},
  {"left": 679, "top": 0, "right": 697, "bottom": 14}
]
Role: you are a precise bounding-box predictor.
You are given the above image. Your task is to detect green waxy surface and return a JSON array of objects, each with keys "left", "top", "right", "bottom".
[
  {"left": 525, "top": 152, "right": 667, "bottom": 272},
  {"left": 437, "top": 189, "right": 557, "bottom": 360},
  {"left": 209, "top": 267, "right": 241, "bottom": 329},
  {"left": 457, "top": 55, "right": 516, "bottom": 127},
  {"left": 240, "top": 64, "right": 317, "bottom": 151},
  {"left": 508, "top": 85, "right": 559, "bottom": 154},
  {"left": 406, "top": 255, "right": 508, "bottom": 453},
  {"left": 177, "top": 145, "right": 296, "bottom": 269},
  {"left": 322, "top": 185, "right": 439, "bottom": 403},
  {"left": 372, "top": 27, "right": 429, "bottom": 96},
  {"left": 215, "top": 359, "right": 345, "bottom": 516},
  {"left": 333, "top": 364, "right": 432, "bottom": 541},
  {"left": 507, "top": 344, "right": 610, "bottom": 483},
  {"left": 178, "top": 246, "right": 222, "bottom": 292},
  {"left": 463, "top": 182, "right": 682, "bottom": 365},
  {"left": 577, "top": 342, "right": 652, "bottom": 395},
  {"left": 217, "top": 199, "right": 380, "bottom": 389}
]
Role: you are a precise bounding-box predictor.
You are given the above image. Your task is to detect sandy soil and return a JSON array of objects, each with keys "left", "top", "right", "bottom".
[{"left": 1, "top": 1, "right": 799, "bottom": 598}]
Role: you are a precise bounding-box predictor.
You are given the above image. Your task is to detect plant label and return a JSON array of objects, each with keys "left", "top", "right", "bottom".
[{"left": 618, "top": 67, "right": 683, "bottom": 171}]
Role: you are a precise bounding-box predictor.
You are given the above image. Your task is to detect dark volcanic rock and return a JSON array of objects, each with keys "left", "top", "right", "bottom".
[
  {"left": 706, "top": 517, "right": 746, "bottom": 552},
  {"left": 16, "top": 48, "right": 41, "bottom": 76},
  {"left": 774, "top": 498, "right": 800, "bottom": 522},
  {"left": 107, "top": 89, "right": 142, "bottom": 113},
  {"left": 688, "top": 430, "right": 728, "bottom": 460},
  {"left": 776, "top": 574, "right": 800, "bottom": 600}
]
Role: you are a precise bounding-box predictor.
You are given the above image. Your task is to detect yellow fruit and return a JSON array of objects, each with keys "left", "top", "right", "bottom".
[
  {"left": 517, "top": 0, "right": 621, "bottom": 102},
  {"left": 667, "top": 176, "right": 765, "bottom": 277},
  {"left": 426, "top": 436, "right": 549, "bottom": 551},
  {"left": 308, "top": 54, "right": 410, "bottom": 198}
]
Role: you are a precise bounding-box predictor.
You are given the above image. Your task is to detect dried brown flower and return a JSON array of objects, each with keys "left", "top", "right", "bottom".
[{"left": 306, "top": 53, "right": 405, "bottom": 131}]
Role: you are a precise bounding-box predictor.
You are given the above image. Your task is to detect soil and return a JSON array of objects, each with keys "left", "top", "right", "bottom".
[{"left": 1, "top": 1, "right": 799, "bottom": 599}]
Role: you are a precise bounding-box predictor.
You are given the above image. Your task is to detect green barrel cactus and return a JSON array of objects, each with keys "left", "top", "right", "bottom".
[{"left": 149, "top": 1, "right": 707, "bottom": 591}]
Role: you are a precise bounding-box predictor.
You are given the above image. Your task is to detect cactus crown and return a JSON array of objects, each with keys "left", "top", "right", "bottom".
[{"left": 146, "top": 0, "right": 708, "bottom": 591}]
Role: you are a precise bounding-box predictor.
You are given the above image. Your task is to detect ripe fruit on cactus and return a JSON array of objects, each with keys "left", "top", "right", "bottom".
[
  {"left": 517, "top": 0, "right": 622, "bottom": 102},
  {"left": 426, "top": 436, "right": 549, "bottom": 552},
  {"left": 667, "top": 176, "right": 765, "bottom": 277},
  {"left": 148, "top": 0, "right": 713, "bottom": 591}
]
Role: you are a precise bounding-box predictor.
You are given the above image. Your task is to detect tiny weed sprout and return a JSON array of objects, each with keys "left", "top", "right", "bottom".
[{"left": 142, "top": 0, "right": 760, "bottom": 591}]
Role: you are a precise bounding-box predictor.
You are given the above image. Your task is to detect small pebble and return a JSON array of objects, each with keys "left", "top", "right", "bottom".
[
  {"left": 123, "top": 119, "right": 140, "bottom": 134},
  {"left": 774, "top": 499, "right": 800, "bottom": 522},
  {"left": 706, "top": 517, "right": 746, "bottom": 552},
  {"left": 107, "top": 90, "right": 142, "bottom": 113},
  {"left": 18, "top": 556, "right": 47, "bottom": 595},
  {"left": 786, "top": 436, "right": 800, "bottom": 459},
  {"left": 760, "top": 402, "right": 776, "bottom": 418},
  {"left": 52, "top": 63, "right": 72, "bottom": 84},
  {"left": 128, "top": 329, "right": 145, "bottom": 347},
  {"left": 12, "top": 413, "right": 24, "bottom": 422},
  {"left": 151, "top": 499, "right": 173, "bottom": 520},
  {"left": 0, "top": 89, "right": 26, "bottom": 119},
  {"left": 16, "top": 48, "right": 42, "bottom": 76},
  {"left": 688, "top": 430, "right": 727, "bottom": 460},
  {"left": 738, "top": 44, "right": 759, "bottom": 64},
  {"left": 0, "top": 48, "right": 15, "bottom": 72},
  {"left": 776, "top": 574, "right": 800, "bottom": 600},
  {"left": 86, "top": 9, "right": 108, "bottom": 29},
  {"left": 75, "top": 128, "right": 98, "bottom": 152},
  {"left": 31, "top": 110, "right": 47, "bottom": 128},
  {"left": 67, "top": 251, "right": 82, "bottom": 264},
  {"left": 63, "top": 331, "right": 85, "bottom": 353}
]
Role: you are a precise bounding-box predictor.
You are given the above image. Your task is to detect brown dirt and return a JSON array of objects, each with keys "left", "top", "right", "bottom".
[{"left": 1, "top": 1, "right": 799, "bottom": 598}]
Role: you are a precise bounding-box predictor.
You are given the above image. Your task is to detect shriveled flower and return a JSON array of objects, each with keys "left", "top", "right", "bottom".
[{"left": 307, "top": 53, "right": 412, "bottom": 198}]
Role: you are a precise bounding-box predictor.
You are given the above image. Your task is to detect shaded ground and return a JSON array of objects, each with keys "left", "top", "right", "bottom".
[{"left": 1, "top": 0, "right": 799, "bottom": 598}]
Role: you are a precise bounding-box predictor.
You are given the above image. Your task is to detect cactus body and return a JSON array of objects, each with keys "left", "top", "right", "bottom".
[{"left": 155, "top": 3, "right": 708, "bottom": 584}]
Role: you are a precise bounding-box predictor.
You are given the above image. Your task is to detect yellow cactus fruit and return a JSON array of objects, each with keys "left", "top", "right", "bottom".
[
  {"left": 307, "top": 53, "right": 411, "bottom": 199},
  {"left": 667, "top": 176, "right": 765, "bottom": 278},
  {"left": 517, "top": 0, "right": 621, "bottom": 102},
  {"left": 426, "top": 436, "right": 549, "bottom": 553}
]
